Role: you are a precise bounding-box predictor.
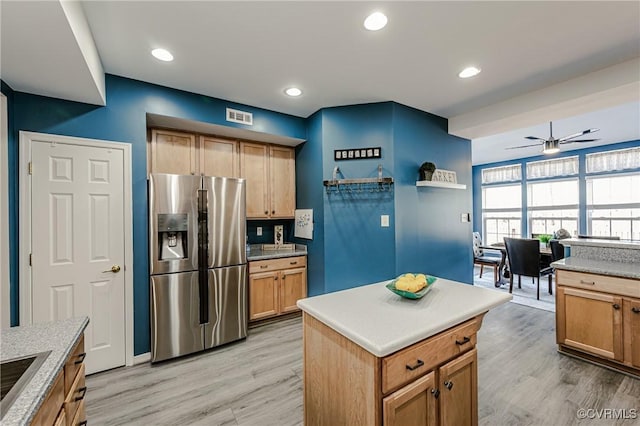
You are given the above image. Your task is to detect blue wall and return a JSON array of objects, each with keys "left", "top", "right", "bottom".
[
  {"left": 292, "top": 110, "right": 325, "bottom": 296},
  {"left": 392, "top": 104, "right": 473, "bottom": 284},
  {"left": 6, "top": 74, "right": 475, "bottom": 355},
  {"left": 472, "top": 139, "right": 640, "bottom": 237},
  {"left": 321, "top": 103, "right": 397, "bottom": 293},
  {"left": 7, "top": 75, "right": 306, "bottom": 354}
]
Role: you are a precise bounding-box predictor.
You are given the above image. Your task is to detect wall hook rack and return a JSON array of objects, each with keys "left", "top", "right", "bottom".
[{"left": 323, "top": 164, "right": 394, "bottom": 194}]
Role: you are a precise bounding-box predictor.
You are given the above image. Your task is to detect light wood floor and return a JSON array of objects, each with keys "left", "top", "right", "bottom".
[{"left": 86, "top": 304, "right": 639, "bottom": 425}]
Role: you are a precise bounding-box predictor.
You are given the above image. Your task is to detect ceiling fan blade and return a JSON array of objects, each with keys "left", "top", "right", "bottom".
[
  {"left": 525, "top": 136, "right": 546, "bottom": 141},
  {"left": 506, "top": 143, "right": 542, "bottom": 150},
  {"left": 559, "top": 138, "right": 600, "bottom": 144},
  {"left": 559, "top": 128, "right": 599, "bottom": 142}
]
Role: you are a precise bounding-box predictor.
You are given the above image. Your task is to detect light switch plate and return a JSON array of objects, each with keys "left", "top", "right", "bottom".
[
  {"left": 460, "top": 213, "right": 470, "bottom": 223},
  {"left": 381, "top": 215, "right": 390, "bottom": 227},
  {"left": 257, "top": 227, "right": 262, "bottom": 236}
]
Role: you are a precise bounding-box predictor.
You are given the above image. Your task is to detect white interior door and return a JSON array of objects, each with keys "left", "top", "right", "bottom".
[{"left": 31, "top": 140, "right": 126, "bottom": 374}]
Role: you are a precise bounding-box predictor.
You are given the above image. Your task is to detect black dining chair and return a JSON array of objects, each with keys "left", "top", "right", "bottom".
[
  {"left": 503, "top": 237, "right": 553, "bottom": 300},
  {"left": 549, "top": 239, "right": 565, "bottom": 262}
]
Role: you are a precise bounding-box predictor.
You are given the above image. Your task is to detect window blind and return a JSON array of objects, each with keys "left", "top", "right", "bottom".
[{"left": 586, "top": 147, "right": 640, "bottom": 173}]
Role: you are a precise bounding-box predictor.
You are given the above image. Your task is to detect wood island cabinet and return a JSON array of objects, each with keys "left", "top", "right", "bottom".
[
  {"left": 556, "top": 269, "right": 640, "bottom": 376},
  {"left": 32, "top": 335, "right": 87, "bottom": 426},
  {"left": 240, "top": 142, "right": 295, "bottom": 219},
  {"left": 303, "top": 314, "right": 482, "bottom": 426},
  {"left": 249, "top": 256, "right": 306, "bottom": 321}
]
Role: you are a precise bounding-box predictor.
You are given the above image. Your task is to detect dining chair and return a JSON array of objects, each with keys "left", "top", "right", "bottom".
[
  {"left": 549, "top": 239, "right": 565, "bottom": 262},
  {"left": 503, "top": 237, "right": 553, "bottom": 300},
  {"left": 473, "top": 232, "right": 501, "bottom": 284}
]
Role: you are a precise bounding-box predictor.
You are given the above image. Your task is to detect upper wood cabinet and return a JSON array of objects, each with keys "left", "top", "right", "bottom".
[
  {"left": 200, "top": 136, "right": 239, "bottom": 178},
  {"left": 240, "top": 142, "right": 295, "bottom": 219},
  {"left": 150, "top": 129, "right": 196, "bottom": 175}
]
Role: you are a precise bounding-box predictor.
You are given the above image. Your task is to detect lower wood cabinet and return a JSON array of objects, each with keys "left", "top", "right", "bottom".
[
  {"left": 383, "top": 349, "right": 477, "bottom": 426},
  {"left": 249, "top": 256, "right": 307, "bottom": 321},
  {"left": 303, "top": 313, "right": 482, "bottom": 426},
  {"left": 556, "top": 269, "right": 640, "bottom": 375},
  {"left": 32, "top": 335, "right": 87, "bottom": 426}
]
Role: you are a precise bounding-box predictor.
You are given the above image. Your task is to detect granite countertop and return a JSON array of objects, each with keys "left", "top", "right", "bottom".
[
  {"left": 247, "top": 243, "right": 307, "bottom": 261},
  {"left": 551, "top": 257, "right": 640, "bottom": 280},
  {"left": 1, "top": 317, "right": 89, "bottom": 425},
  {"left": 559, "top": 238, "right": 640, "bottom": 250},
  {"left": 297, "top": 278, "right": 511, "bottom": 357}
]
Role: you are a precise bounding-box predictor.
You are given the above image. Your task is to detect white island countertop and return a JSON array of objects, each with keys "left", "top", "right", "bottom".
[{"left": 297, "top": 278, "right": 511, "bottom": 357}]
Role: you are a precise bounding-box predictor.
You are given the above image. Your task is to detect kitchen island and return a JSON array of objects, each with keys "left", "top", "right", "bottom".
[
  {"left": 297, "top": 278, "right": 511, "bottom": 426},
  {"left": 552, "top": 238, "right": 640, "bottom": 377},
  {"left": 1, "top": 317, "right": 88, "bottom": 425}
]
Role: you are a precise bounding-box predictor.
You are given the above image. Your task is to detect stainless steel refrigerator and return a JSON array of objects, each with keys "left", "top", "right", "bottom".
[{"left": 149, "top": 173, "right": 247, "bottom": 363}]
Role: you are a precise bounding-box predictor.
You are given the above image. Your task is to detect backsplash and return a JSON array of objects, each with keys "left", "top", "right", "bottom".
[{"left": 247, "top": 220, "right": 294, "bottom": 244}]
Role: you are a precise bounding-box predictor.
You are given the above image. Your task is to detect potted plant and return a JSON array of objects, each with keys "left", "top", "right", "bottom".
[
  {"left": 419, "top": 162, "right": 437, "bottom": 181},
  {"left": 537, "top": 234, "right": 552, "bottom": 247}
]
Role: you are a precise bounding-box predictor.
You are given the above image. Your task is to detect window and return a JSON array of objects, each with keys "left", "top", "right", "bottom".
[
  {"left": 482, "top": 184, "right": 522, "bottom": 245},
  {"left": 587, "top": 174, "right": 640, "bottom": 240},
  {"left": 527, "top": 179, "right": 579, "bottom": 237}
]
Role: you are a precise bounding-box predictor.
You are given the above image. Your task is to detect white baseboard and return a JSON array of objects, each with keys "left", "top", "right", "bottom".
[{"left": 133, "top": 352, "right": 151, "bottom": 365}]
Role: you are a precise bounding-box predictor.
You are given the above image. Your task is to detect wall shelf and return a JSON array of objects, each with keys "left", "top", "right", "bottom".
[
  {"left": 324, "top": 164, "right": 394, "bottom": 194},
  {"left": 415, "top": 180, "right": 466, "bottom": 190}
]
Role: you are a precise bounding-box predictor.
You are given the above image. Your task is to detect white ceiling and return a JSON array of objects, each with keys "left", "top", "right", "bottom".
[{"left": 1, "top": 1, "right": 639, "bottom": 165}]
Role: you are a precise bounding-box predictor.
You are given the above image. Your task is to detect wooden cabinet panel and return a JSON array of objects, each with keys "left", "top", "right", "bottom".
[
  {"left": 249, "top": 271, "right": 279, "bottom": 320},
  {"left": 71, "top": 399, "right": 86, "bottom": 426},
  {"left": 31, "top": 371, "right": 64, "bottom": 426},
  {"left": 623, "top": 297, "right": 640, "bottom": 368},
  {"left": 249, "top": 257, "right": 307, "bottom": 321},
  {"left": 383, "top": 371, "right": 437, "bottom": 426},
  {"left": 439, "top": 348, "right": 477, "bottom": 426},
  {"left": 556, "top": 270, "right": 638, "bottom": 298},
  {"left": 557, "top": 286, "right": 623, "bottom": 361},
  {"left": 150, "top": 129, "right": 196, "bottom": 175},
  {"left": 240, "top": 142, "right": 269, "bottom": 218},
  {"left": 269, "top": 146, "right": 295, "bottom": 218},
  {"left": 63, "top": 363, "right": 86, "bottom": 426},
  {"left": 53, "top": 409, "right": 66, "bottom": 426},
  {"left": 280, "top": 267, "right": 307, "bottom": 314},
  {"left": 200, "top": 136, "right": 239, "bottom": 178},
  {"left": 382, "top": 318, "right": 479, "bottom": 395}
]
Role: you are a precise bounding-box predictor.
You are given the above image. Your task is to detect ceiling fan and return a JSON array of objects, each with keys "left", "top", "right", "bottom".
[{"left": 507, "top": 122, "right": 600, "bottom": 154}]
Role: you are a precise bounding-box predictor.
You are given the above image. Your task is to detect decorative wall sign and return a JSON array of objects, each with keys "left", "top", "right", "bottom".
[
  {"left": 334, "top": 147, "right": 381, "bottom": 161},
  {"left": 294, "top": 209, "right": 313, "bottom": 240},
  {"left": 431, "top": 169, "right": 458, "bottom": 184}
]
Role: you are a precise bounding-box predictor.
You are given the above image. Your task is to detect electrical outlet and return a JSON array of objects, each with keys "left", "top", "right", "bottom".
[
  {"left": 381, "top": 215, "right": 390, "bottom": 227},
  {"left": 256, "top": 227, "right": 262, "bottom": 236}
]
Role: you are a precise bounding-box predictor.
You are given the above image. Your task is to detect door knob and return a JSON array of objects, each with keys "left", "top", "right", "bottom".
[{"left": 103, "top": 265, "right": 121, "bottom": 273}]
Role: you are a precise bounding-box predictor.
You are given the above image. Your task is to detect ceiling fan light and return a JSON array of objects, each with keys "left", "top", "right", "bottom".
[{"left": 543, "top": 140, "right": 560, "bottom": 154}]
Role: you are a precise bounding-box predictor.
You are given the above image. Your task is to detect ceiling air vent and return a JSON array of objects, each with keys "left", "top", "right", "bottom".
[{"left": 226, "top": 108, "right": 253, "bottom": 126}]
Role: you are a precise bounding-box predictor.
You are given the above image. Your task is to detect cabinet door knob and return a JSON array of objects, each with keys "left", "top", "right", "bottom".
[
  {"left": 264, "top": 211, "right": 268, "bottom": 215},
  {"left": 431, "top": 388, "right": 440, "bottom": 399},
  {"left": 274, "top": 276, "right": 278, "bottom": 281},
  {"left": 272, "top": 210, "right": 275, "bottom": 214},
  {"left": 444, "top": 380, "right": 454, "bottom": 390},
  {"left": 612, "top": 303, "right": 620, "bottom": 310},
  {"left": 632, "top": 307, "right": 640, "bottom": 314}
]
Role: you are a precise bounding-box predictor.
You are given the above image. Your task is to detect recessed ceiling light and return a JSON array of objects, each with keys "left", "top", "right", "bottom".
[
  {"left": 151, "top": 48, "right": 173, "bottom": 62},
  {"left": 364, "top": 12, "right": 388, "bottom": 31},
  {"left": 285, "top": 87, "right": 302, "bottom": 97},
  {"left": 458, "top": 66, "right": 481, "bottom": 78}
]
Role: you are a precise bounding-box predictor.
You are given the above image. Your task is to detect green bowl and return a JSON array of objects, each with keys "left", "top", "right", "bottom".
[{"left": 386, "top": 275, "right": 437, "bottom": 299}]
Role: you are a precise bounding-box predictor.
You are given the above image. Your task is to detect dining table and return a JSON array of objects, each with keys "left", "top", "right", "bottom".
[{"left": 484, "top": 241, "right": 552, "bottom": 287}]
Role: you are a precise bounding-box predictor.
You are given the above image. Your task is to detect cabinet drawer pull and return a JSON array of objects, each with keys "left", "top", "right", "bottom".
[
  {"left": 79, "top": 421, "right": 88, "bottom": 426},
  {"left": 455, "top": 336, "right": 471, "bottom": 346},
  {"left": 75, "top": 353, "right": 86, "bottom": 364},
  {"left": 613, "top": 303, "right": 620, "bottom": 310},
  {"left": 579, "top": 280, "right": 595, "bottom": 285},
  {"left": 75, "top": 386, "right": 87, "bottom": 401},
  {"left": 290, "top": 261, "right": 297, "bottom": 265},
  {"left": 405, "top": 359, "right": 424, "bottom": 371},
  {"left": 260, "top": 265, "right": 268, "bottom": 269},
  {"left": 444, "top": 380, "right": 453, "bottom": 390},
  {"left": 431, "top": 388, "right": 440, "bottom": 399},
  {"left": 632, "top": 307, "right": 640, "bottom": 314}
]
